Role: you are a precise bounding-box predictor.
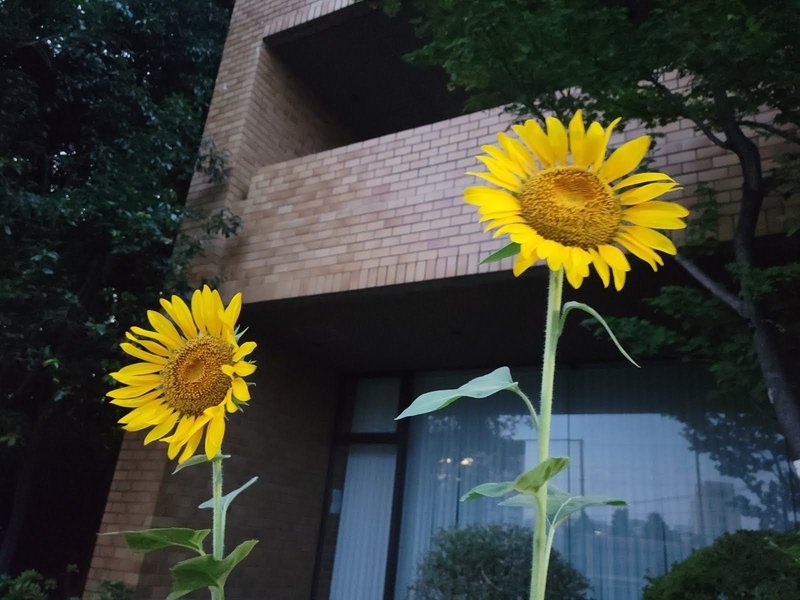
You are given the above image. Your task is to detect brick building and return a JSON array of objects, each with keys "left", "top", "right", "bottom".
[{"left": 85, "top": 1, "right": 797, "bottom": 599}]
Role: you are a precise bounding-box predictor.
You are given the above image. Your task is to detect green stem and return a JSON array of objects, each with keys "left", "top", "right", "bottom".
[
  {"left": 211, "top": 455, "right": 225, "bottom": 600},
  {"left": 530, "top": 268, "right": 564, "bottom": 600}
]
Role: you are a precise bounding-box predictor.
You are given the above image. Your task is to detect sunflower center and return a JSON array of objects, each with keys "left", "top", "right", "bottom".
[
  {"left": 518, "top": 167, "right": 621, "bottom": 248},
  {"left": 161, "top": 336, "right": 233, "bottom": 416}
]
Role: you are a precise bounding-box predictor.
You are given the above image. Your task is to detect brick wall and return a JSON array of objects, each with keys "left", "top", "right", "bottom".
[
  {"left": 86, "top": 345, "right": 338, "bottom": 599},
  {"left": 203, "top": 103, "right": 794, "bottom": 305}
]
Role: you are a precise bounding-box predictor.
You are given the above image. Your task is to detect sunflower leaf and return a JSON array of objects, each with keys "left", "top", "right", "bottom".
[
  {"left": 103, "top": 527, "right": 210, "bottom": 555},
  {"left": 481, "top": 242, "right": 520, "bottom": 263},
  {"left": 460, "top": 480, "right": 515, "bottom": 502},
  {"left": 198, "top": 476, "right": 258, "bottom": 514},
  {"left": 546, "top": 486, "right": 626, "bottom": 528},
  {"left": 396, "top": 367, "right": 517, "bottom": 419},
  {"left": 560, "top": 301, "right": 640, "bottom": 367},
  {"left": 172, "top": 454, "right": 230, "bottom": 475},
  {"left": 166, "top": 539, "right": 258, "bottom": 600},
  {"left": 513, "top": 457, "right": 570, "bottom": 495}
]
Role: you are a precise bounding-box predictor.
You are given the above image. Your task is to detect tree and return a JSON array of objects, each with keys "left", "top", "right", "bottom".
[
  {"left": 390, "top": 0, "right": 800, "bottom": 477},
  {"left": 0, "top": 0, "right": 236, "bottom": 581}
]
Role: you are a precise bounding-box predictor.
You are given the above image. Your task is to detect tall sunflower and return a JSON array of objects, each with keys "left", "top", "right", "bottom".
[
  {"left": 107, "top": 286, "right": 256, "bottom": 463},
  {"left": 465, "top": 111, "right": 688, "bottom": 289}
]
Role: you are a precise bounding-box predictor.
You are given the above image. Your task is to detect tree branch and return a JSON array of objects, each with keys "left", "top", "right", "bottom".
[
  {"left": 674, "top": 254, "right": 745, "bottom": 317},
  {"left": 645, "top": 79, "right": 730, "bottom": 150},
  {"left": 738, "top": 119, "right": 800, "bottom": 145}
]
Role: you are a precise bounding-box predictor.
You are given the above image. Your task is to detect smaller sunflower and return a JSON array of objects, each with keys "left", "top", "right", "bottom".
[
  {"left": 465, "top": 111, "right": 689, "bottom": 290},
  {"left": 107, "top": 286, "right": 256, "bottom": 463}
]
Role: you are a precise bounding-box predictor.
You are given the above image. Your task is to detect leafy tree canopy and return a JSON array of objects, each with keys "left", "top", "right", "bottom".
[
  {"left": 0, "top": 0, "right": 235, "bottom": 575},
  {"left": 391, "top": 0, "right": 800, "bottom": 478}
]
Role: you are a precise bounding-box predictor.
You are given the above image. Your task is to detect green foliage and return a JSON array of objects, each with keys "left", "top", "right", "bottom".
[
  {"left": 0, "top": 0, "right": 234, "bottom": 457},
  {"left": 93, "top": 581, "right": 134, "bottom": 600},
  {"left": 642, "top": 530, "right": 800, "bottom": 600},
  {"left": 0, "top": 573, "right": 132, "bottom": 600},
  {"left": 397, "top": 367, "right": 519, "bottom": 419},
  {"left": 394, "top": 0, "right": 800, "bottom": 134},
  {"left": 112, "top": 528, "right": 210, "bottom": 555},
  {"left": 166, "top": 540, "right": 258, "bottom": 600},
  {"left": 0, "top": 571, "right": 54, "bottom": 600},
  {"left": 407, "top": 524, "right": 590, "bottom": 600}
]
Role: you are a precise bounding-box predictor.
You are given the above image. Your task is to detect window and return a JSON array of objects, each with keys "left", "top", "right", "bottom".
[{"left": 315, "top": 363, "right": 799, "bottom": 599}]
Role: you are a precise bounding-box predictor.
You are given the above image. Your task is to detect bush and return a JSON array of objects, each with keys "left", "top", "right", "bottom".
[
  {"left": 0, "top": 571, "right": 54, "bottom": 600},
  {"left": 642, "top": 530, "right": 800, "bottom": 600},
  {"left": 408, "top": 523, "right": 591, "bottom": 599}
]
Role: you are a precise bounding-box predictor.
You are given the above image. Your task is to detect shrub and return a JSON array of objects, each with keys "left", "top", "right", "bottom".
[
  {"left": 642, "top": 530, "right": 800, "bottom": 600},
  {"left": 407, "top": 523, "right": 591, "bottom": 599},
  {"left": 0, "top": 571, "right": 54, "bottom": 600}
]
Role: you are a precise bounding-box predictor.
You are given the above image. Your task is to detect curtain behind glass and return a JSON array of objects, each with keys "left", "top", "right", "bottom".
[
  {"left": 330, "top": 444, "right": 397, "bottom": 600},
  {"left": 396, "top": 363, "right": 799, "bottom": 600}
]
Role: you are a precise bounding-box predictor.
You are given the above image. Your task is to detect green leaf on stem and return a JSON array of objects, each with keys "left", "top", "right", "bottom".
[
  {"left": 481, "top": 242, "right": 520, "bottom": 263},
  {"left": 172, "top": 454, "right": 230, "bottom": 474},
  {"left": 546, "top": 486, "right": 626, "bottom": 528},
  {"left": 460, "top": 480, "right": 515, "bottom": 501},
  {"left": 198, "top": 476, "right": 258, "bottom": 512},
  {"left": 512, "top": 457, "right": 570, "bottom": 495},
  {"left": 560, "top": 301, "right": 639, "bottom": 367},
  {"left": 498, "top": 493, "right": 536, "bottom": 508},
  {"left": 396, "top": 367, "right": 517, "bottom": 419},
  {"left": 166, "top": 539, "right": 258, "bottom": 600},
  {"left": 103, "top": 527, "right": 210, "bottom": 554}
]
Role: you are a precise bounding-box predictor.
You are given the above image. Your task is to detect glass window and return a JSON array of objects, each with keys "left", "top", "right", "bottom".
[{"left": 394, "top": 363, "right": 799, "bottom": 600}]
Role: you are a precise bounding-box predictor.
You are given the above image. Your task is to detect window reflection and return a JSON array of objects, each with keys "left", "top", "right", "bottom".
[{"left": 396, "top": 364, "right": 799, "bottom": 600}]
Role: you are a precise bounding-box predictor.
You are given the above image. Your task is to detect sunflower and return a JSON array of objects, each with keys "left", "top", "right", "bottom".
[
  {"left": 465, "top": 111, "right": 688, "bottom": 290},
  {"left": 107, "top": 286, "right": 256, "bottom": 463}
]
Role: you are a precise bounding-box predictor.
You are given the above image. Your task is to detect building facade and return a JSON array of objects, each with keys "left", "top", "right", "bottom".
[{"left": 85, "top": 1, "right": 797, "bottom": 599}]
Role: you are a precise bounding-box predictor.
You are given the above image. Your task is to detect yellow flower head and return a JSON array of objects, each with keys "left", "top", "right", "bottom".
[
  {"left": 465, "top": 111, "right": 688, "bottom": 290},
  {"left": 107, "top": 286, "right": 257, "bottom": 463}
]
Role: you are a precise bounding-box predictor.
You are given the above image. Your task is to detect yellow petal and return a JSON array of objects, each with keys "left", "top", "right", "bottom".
[
  {"left": 178, "top": 428, "right": 204, "bottom": 464},
  {"left": 110, "top": 372, "right": 162, "bottom": 386},
  {"left": 512, "top": 120, "right": 553, "bottom": 168},
  {"left": 204, "top": 413, "right": 226, "bottom": 460},
  {"left": 617, "top": 232, "right": 663, "bottom": 271},
  {"left": 144, "top": 411, "right": 179, "bottom": 445},
  {"left": 466, "top": 171, "right": 520, "bottom": 192},
  {"left": 147, "top": 310, "right": 182, "bottom": 347},
  {"left": 119, "top": 342, "right": 167, "bottom": 365},
  {"left": 464, "top": 186, "right": 517, "bottom": 206},
  {"left": 623, "top": 226, "right": 677, "bottom": 255},
  {"left": 578, "top": 122, "right": 605, "bottom": 169},
  {"left": 497, "top": 132, "right": 537, "bottom": 174},
  {"left": 477, "top": 155, "right": 522, "bottom": 188},
  {"left": 623, "top": 202, "right": 689, "bottom": 229},
  {"left": 126, "top": 333, "right": 170, "bottom": 357},
  {"left": 599, "top": 135, "right": 651, "bottom": 183},
  {"left": 117, "top": 362, "right": 163, "bottom": 376},
  {"left": 568, "top": 110, "right": 586, "bottom": 164},
  {"left": 222, "top": 293, "right": 242, "bottom": 329},
  {"left": 232, "top": 377, "right": 250, "bottom": 401},
  {"left": 593, "top": 117, "right": 622, "bottom": 171},
  {"left": 161, "top": 296, "right": 197, "bottom": 340},
  {"left": 201, "top": 287, "right": 223, "bottom": 337},
  {"left": 588, "top": 248, "right": 610, "bottom": 288},
  {"left": 619, "top": 182, "right": 681, "bottom": 206},
  {"left": 565, "top": 264, "right": 585, "bottom": 289},
  {"left": 232, "top": 341, "right": 257, "bottom": 362},
  {"left": 107, "top": 384, "right": 158, "bottom": 399},
  {"left": 233, "top": 361, "right": 256, "bottom": 377},
  {"left": 545, "top": 116, "right": 568, "bottom": 166},
  {"left": 612, "top": 172, "right": 676, "bottom": 192},
  {"left": 129, "top": 326, "right": 178, "bottom": 350},
  {"left": 513, "top": 251, "right": 537, "bottom": 277},
  {"left": 222, "top": 389, "right": 238, "bottom": 413},
  {"left": 612, "top": 267, "right": 627, "bottom": 291},
  {"left": 597, "top": 244, "right": 631, "bottom": 272},
  {"left": 481, "top": 144, "right": 528, "bottom": 178},
  {"left": 191, "top": 289, "right": 207, "bottom": 335}
]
